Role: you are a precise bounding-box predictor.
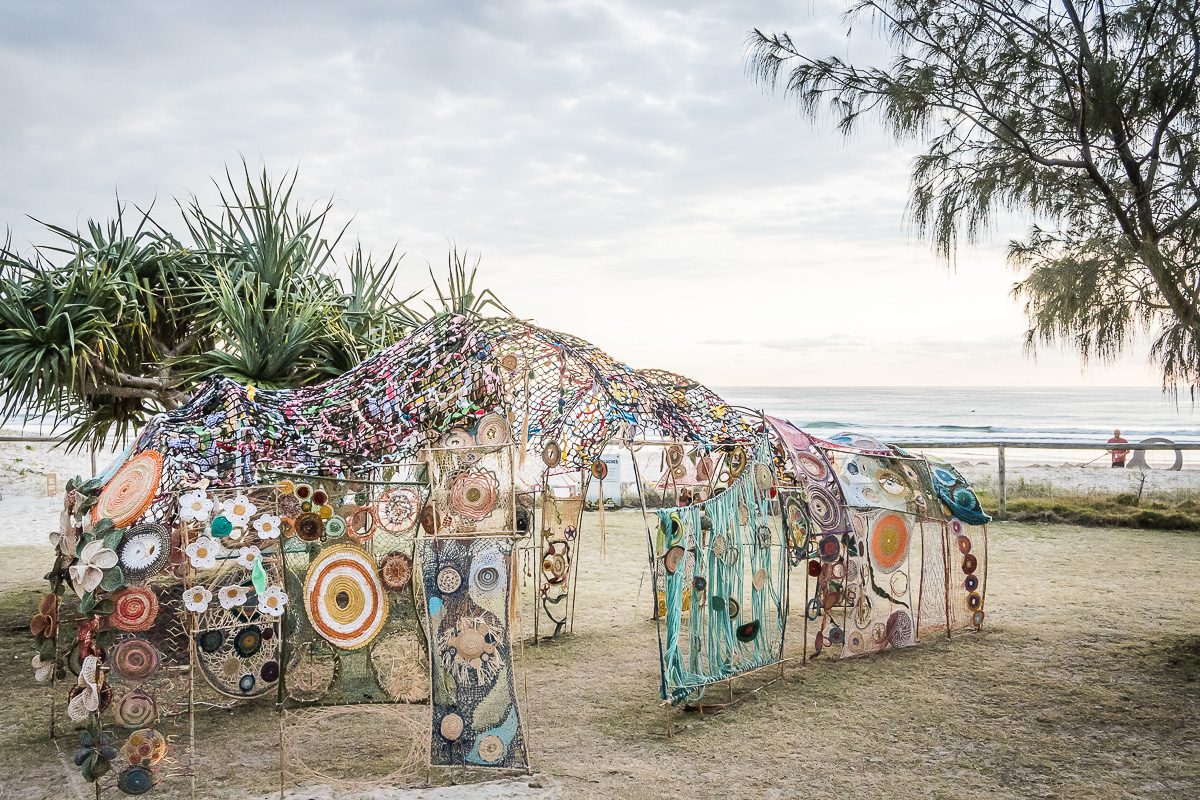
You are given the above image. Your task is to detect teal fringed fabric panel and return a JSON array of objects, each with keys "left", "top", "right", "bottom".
[{"left": 652, "top": 438, "right": 789, "bottom": 705}]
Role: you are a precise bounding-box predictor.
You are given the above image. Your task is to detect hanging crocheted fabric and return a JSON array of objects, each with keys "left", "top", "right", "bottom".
[{"left": 650, "top": 438, "right": 788, "bottom": 706}]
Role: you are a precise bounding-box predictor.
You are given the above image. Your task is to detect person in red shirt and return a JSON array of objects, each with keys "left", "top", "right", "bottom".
[{"left": 1107, "top": 429, "right": 1129, "bottom": 468}]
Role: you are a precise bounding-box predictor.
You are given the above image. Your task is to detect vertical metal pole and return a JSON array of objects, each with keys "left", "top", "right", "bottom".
[{"left": 997, "top": 444, "right": 1007, "bottom": 520}]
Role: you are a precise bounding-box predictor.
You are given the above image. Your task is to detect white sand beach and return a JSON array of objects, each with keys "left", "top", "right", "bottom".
[{"left": 5, "top": 430, "right": 1199, "bottom": 550}]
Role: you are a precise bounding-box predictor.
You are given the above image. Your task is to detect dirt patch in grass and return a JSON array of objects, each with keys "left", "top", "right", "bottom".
[{"left": 2, "top": 513, "right": 1198, "bottom": 798}]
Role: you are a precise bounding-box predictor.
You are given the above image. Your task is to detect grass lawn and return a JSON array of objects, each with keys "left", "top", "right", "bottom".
[{"left": 1, "top": 513, "right": 1197, "bottom": 799}]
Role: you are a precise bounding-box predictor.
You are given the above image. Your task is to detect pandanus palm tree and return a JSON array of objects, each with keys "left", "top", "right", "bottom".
[{"left": 0, "top": 163, "right": 508, "bottom": 451}]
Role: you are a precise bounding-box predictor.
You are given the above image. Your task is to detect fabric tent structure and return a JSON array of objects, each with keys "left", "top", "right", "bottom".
[
  {"left": 33, "top": 312, "right": 990, "bottom": 795},
  {"left": 128, "top": 314, "right": 759, "bottom": 509}
]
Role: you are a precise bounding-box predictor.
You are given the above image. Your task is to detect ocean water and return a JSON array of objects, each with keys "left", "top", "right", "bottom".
[
  {"left": 717, "top": 386, "right": 1200, "bottom": 468},
  {"left": 716, "top": 386, "right": 1200, "bottom": 444},
  {"left": 8, "top": 388, "right": 1198, "bottom": 465}
]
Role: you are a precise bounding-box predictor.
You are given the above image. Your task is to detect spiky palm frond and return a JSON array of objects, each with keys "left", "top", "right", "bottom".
[{"left": 424, "top": 247, "right": 511, "bottom": 318}]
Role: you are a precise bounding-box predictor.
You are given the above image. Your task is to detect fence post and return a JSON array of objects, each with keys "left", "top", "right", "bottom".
[{"left": 997, "top": 443, "right": 1007, "bottom": 520}]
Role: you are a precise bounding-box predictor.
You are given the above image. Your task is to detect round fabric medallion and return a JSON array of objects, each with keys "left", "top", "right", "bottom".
[
  {"left": 967, "top": 591, "right": 983, "bottom": 610},
  {"left": 590, "top": 460, "right": 608, "bottom": 481},
  {"left": 441, "top": 428, "right": 474, "bottom": 449},
  {"left": 448, "top": 469, "right": 500, "bottom": 521},
  {"left": 818, "top": 534, "right": 841, "bottom": 563},
  {"left": 957, "top": 534, "right": 973, "bottom": 554},
  {"left": 112, "top": 587, "right": 159, "bottom": 632},
  {"left": 541, "top": 440, "right": 562, "bottom": 467},
  {"left": 806, "top": 485, "right": 842, "bottom": 530},
  {"left": 807, "top": 560, "right": 823, "bottom": 577},
  {"left": 92, "top": 451, "right": 163, "bottom": 528},
  {"left": 197, "top": 630, "right": 225, "bottom": 653},
  {"left": 303, "top": 545, "right": 389, "bottom": 651},
  {"left": 477, "top": 734, "right": 505, "bottom": 764},
  {"left": 347, "top": 506, "right": 376, "bottom": 541},
  {"left": 294, "top": 484, "right": 314, "bottom": 502},
  {"left": 962, "top": 553, "right": 978, "bottom": 574},
  {"left": 379, "top": 551, "right": 414, "bottom": 591},
  {"left": 117, "top": 766, "right": 154, "bottom": 795},
  {"left": 727, "top": 448, "right": 747, "bottom": 478},
  {"left": 324, "top": 516, "right": 347, "bottom": 539},
  {"left": 436, "top": 566, "right": 463, "bottom": 594},
  {"left": 727, "top": 598, "right": 740, "bottom": 618},
  {"left": 475, "top": 413, "right": 511, "bottom": 449},
  {"left": 112, "top": 639, "right": 159, "bottom": 681},
  {"left": 736, "top": 620, "right": 760, "bottom": 642},
  {"left": 500, "top": 353, "right": 520, "bottom": 371},
  {"left": 375, "top": 488, "right": 422, "bottom": 533},
  {"left": 474, "top": 565, "right": 501, "bottom": 592},
  {"left": 233, "top": 626, "right": 263, "bottom": 658},
  {"left": 753, "top": 463, "right": 773, "bottom": 491},
  {"left": 117, "top": 524, "right": 172, "bottom": 582},
  {"left": 114, "top": 690, "right": 157, "bottom": 729},
  {"left": 752, "top": 568, "right": 768, "bottom": 591},
  {"left": 964, "top": 574, "right": 979, "bottom": 592},
  {"left": 795, "top": 451, "right": 829, "bottom": 481},
  {"left": 260, "top": 660, "right": 280, "bottom": 682},
  {"left": 666, "top": 444, "right": 684, "bottom": 468},
  {"left": 121, "top": 729, "right": 167, "bottom": 767},
  {"left": 295, "top": 512, "right": 324, "bottom": 542},
  {"left": 664, "top": 545, "right": 685, "bottom": 575},
  {"left": 756, "top": 525, "right": 772, "bottom": 548},
  {"left": 440, "top": 713, "right": 464, "bottom": 741},
  {"left": 869, "top": 513, "right": 910, "bottom": 573},
  {"left": 693, "top": 575, "right": 707, "bottom": 593},
  {"left": 885, "top": 609, "right": 915, "bottom": 647}
]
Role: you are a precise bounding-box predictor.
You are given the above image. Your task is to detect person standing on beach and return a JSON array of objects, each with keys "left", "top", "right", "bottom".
[{"left": 1107, "top": 429, "right": 1129, "bottom": 468}]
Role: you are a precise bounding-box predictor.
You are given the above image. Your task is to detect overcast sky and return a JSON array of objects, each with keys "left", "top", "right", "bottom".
[{"left": 0, "top": 0, "right": 1161, "bottom": 387}]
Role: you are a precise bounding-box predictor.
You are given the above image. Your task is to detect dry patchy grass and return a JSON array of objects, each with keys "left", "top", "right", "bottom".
[{"left": 1, "top": 514, "right": 1198, "bottom": 799}]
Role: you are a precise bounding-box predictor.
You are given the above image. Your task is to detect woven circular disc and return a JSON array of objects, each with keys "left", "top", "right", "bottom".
[
  {"left": 664, "top": 545, "right": 685, "bottom": 575},
  {"left": 114, "top": 690, "right": 157, "bottom": 729},
  {"left": 379, "top": 551, "right": 413, "bottom": 591},
  {"left": 375, "top": 488, "right": 421, "bottom": 533},
  {"left": 448, "top": 469, "right": 499, "bottom": 521},
  {"left": 754, "top": 463, "right": 773, "bottom": 492},
  {"left": 474, "top": 413, "right": 511, "bottom": 450},
  {"left": 727, "top": 448, "right": 747, "bottom": 478},
  {"left": 92, "top": 451, "right": 162, "bottom": 528},
  {"left": 111, "top": 638, "right": 159, "bottom": 681},
  {"left": 117, "top": 523, "right": 172, "bottom": 582},
  {"left": 370, "top": 633, "right": 429, "bottom": 702},
  {"left": 440, "top": 428, "right": 473, "bottom": 449},
  {"left": 541, "top": 440, "right": 562, "bottom": 468},
  {"left": 303, "top": 545, "right": 388, "bottom": 651},
  {"left": 111, "top": 586, "right": 159, "bottom": 632},
  {"left": 666, "top": 444, "right": 684, "bottom": 468},
  {"left": 440, "top": 712, "right": 464, "bottom": 741}
]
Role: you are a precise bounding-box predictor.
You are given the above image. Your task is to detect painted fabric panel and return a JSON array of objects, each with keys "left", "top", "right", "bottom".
[{"left": 419, "top": 537, "right": 528, "bottom": 769}]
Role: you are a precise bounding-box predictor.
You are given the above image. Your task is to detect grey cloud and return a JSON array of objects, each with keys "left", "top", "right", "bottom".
[{"left": 0, "top": 0, "right": 905, "bottom": 263}]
